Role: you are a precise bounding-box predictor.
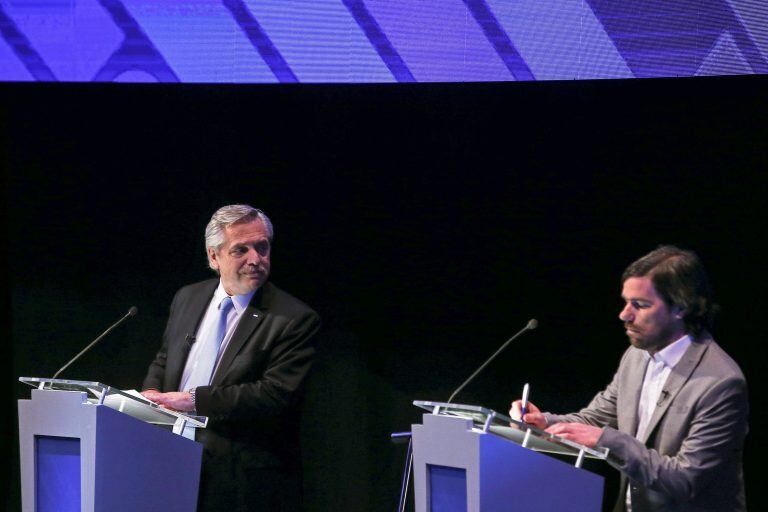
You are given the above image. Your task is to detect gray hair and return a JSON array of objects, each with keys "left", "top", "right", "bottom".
[{"left": 205, "top": 205, "right": 274, "bottom": 266}]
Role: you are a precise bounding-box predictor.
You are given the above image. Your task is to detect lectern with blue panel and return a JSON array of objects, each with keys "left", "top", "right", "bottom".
[
  {"left": 411, "top": 401, "right": 608, "bottom": 512},
  {"left": 18, "top": 378, "right": 206, "bottom": 512}
]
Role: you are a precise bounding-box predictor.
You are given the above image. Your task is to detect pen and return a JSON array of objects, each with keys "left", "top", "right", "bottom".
[{"left": 521, "top": 383, "right": 530, "bottom": 421}]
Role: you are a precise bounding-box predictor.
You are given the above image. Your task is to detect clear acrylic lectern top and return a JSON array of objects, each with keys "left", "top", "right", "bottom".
[
  {"left": 19, "top": 377, "right": 208, "bottom": 432},
  {"left": 413, "top": 400, "right": 608, "bottom": 466}
]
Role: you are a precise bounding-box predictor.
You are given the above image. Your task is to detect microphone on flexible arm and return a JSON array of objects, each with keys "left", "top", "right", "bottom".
[
  {"left": 52, "top": 306, "right": 138, "bottom": 380},
  {"left": 395, "top": 320, "right": 538, "bottom": 512},
  {"left": 447, "top": 318, "right": 538, "bottom": 404}
]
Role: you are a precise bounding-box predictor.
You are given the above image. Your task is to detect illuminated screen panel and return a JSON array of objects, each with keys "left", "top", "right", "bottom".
[{"left": 1, "top": 0, "right": 766, "bottom": 83}]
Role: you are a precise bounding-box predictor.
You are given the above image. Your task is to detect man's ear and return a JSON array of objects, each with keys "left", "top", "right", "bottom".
[
  {"left": 672, "top": 305, "right": 686, "bottom": 320},
  {"left": 207, "top": 246, "right": 219, "bottom": 270}
]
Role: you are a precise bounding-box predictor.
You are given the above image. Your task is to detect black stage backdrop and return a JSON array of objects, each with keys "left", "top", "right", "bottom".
[{"left": 2, "top": 75, "right": 767, "bottom": 511}]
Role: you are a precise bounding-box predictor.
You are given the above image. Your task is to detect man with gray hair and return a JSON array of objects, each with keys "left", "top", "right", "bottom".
[{"left": 142, "top": 204, "right": 320, "bottom": 512}]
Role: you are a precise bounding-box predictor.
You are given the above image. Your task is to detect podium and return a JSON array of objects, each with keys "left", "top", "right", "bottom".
[
  {"left": 18, "top": 377, "right": 207, "bottom": 512},
  {"left": 411, "top": 401, "right": 608, "bottom": 512}
]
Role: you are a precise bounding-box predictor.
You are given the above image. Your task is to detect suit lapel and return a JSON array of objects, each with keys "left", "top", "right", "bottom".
[
  {"left": 639, "top": 338, "right": 709, "bottom": 444},
  {"left": 210, "top": 283, "right": 270, "bottom": 385},
  {"left": 180, "top": 285, "right": 216, "bottom": 341},
  {"left": 167, "top": 280, "right": 217, "bottom": 389},
  {"left": 623, "top": 353, "right": 649, "bottom": 436}
]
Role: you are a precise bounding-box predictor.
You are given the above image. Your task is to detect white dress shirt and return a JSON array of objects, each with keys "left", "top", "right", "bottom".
[
  {"left": 179, "top": 282, "right": 256, "bottom": 391},
  {"left": 635, "top": 334, "right": 692, "bottom": 439},
  {"left": 627, "top": 333, "right": 692, "bottom": 511}
]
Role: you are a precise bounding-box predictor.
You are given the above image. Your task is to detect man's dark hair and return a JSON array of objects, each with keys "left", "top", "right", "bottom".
[{"left": 622, "top": 245, "right": 717, "bottom": 335}]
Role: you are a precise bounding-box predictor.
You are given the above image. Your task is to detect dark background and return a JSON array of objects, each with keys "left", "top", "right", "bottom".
[{"left": 2, "top": 75, "right": 766, "bottom": 511}]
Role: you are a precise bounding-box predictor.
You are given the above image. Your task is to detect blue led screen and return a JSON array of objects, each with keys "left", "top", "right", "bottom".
[{"left": 1, "top": 1, "right": 767, "bottom": 82}]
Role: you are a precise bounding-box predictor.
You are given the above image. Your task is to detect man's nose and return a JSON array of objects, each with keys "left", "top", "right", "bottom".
[
  {"left": 246, "top": 247, "right": 262, "bottom": 264},
  {"left": 619, "top": 304, "right": 633, "bottom": 322}
]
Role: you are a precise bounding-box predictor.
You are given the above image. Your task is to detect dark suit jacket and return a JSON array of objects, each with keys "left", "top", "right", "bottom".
[
  {"left": 143, "top": 279, "right": 320, "bottom": 511},
  {"left": 545, "top": 334, "right": 748, "bottom": 512}
]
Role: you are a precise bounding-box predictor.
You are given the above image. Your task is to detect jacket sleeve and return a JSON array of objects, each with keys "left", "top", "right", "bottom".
[
  {"left": 193, "top": 308, "right": 321, "bottom": 422},
  {"left": 543, "top": 349, "right": 631, "bottom": 429},
  {"left": 597, "top": 375, "right": 748, "bottom": 503}
]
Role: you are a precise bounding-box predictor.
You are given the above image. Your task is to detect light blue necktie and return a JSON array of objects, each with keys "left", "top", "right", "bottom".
[
  {"left": 181, "top": 296, "right": 233, "bottom": 439},
  {"left": 182, "top": 296, "right": 234, "bottom": 392}
]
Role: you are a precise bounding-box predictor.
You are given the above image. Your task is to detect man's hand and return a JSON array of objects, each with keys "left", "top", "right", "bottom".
[
  {"left": 545, "top": 422, "right": 603, "bottom": 448},
  {"left": 140, "top": 389, "right": 163, "bottom": 402},
  {"left": 509, "top": 399, "right": 547, "bottom": 429},
  {"left": 142, "top": 391, "right": 195, "bottom": 413}
]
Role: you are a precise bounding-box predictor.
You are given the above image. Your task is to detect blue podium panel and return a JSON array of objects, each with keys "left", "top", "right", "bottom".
[
  {"left": 479, "top": 432, "right": 603, "bottom": 511},
  {"left": 35, "top": 436, "right": 81, "bottom": 512},
  {"left": 92, "top": 404, "right": 202, "bottom": 510},
  {"left": 429, "top": 464, "right": 467, "bottom": 512},
  {"left": 18, "top": 388, "right": 203, "bottom": 512},
  {"left": 412, "top": 413, "right": 604, "bottom": 512}
]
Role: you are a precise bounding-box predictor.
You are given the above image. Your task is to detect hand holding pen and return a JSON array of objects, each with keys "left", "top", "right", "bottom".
[{"left": 509, "top": 383, "right": 547, "bottom": 429}]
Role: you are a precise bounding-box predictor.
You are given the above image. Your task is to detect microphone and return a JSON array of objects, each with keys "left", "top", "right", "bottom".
[
  {"left": 657, "top": 390, "right": 670, "bottom": 406},
  {"left": 184, "top": 334, "right": 196, "bottom": 345},
  {"left": 52, "top": 306, "right": 138, "bottom": 379},
  {"left": 447, "top": 319, "right": 538, "bottom": 403}
]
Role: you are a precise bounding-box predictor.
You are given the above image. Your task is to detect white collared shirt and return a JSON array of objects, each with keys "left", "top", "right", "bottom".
[
  {"left": 179, "top": 282, "right": 256, "bottom": 391},
  {"left": 627, "top": 333, "right": 692, "bottom": 511},
  {"left": 635, "top": 334, "right": 692, "bottom": 440}
]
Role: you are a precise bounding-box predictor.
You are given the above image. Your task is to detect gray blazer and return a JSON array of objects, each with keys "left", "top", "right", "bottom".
[{"left": 545, "top": 334, "right": 748, "bottom": 512}]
